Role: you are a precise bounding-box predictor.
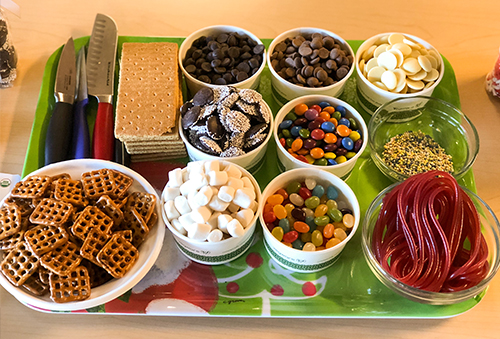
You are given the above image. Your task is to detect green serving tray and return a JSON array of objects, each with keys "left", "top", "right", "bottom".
[{"left": 22, "top": 37, "right": 481, "bottom": 317}]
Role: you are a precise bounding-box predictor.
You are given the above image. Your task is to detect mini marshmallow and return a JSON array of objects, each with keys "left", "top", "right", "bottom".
[
  {"left": 249, "top": 200, "right": 259, "bottom": 213},
  {"left": 162, "top": 187, "right": 180, "bottom": 201},
  {"left": 191, "top": 206, "right": 212, "bottom": 223},
  {"left": 182, "top": 169, "right": 189, "bottom": 182},
  {"left": 164, "top": 200, "right": 180, "bottom": 221},
  {"left": 227, "top": 202, "right": 240, "bottom": 213},
  {"left": 224, "top": 163, "right": 242, "bottom": 179},
  {"left": 207, "top": 211, "right": 221, "bottom": 230},
  {"left": 194, "top": 185, "right": 213, "bottom": 206},
  {"left": 187, "top": 191, "right": 201, "bottom": 210},
  {"left": 171, "top": 218, "right": 187, "bottom": 236},
  {"left": 187, "top": 161, "right": 205, "bottom": 176},
  {"left": 232, "top": 188, "right": 256, "bottom": 209},
  {"left": 180, "top": 179, "right": 201, "bottom": 196},
  {"left": 217, "top": 214, "right": 233, "bottom": 233},
  {"left": 188, "top": 223, "right": 211, "bottom": 241},
  {"left": 227, "top": 177, "right": 244, "bottom": 190},
  {"left": 204, "top": 160, "right": 220, "bottom": 173},
  {"left": 218, "top": 185, "right": 235, "bottom": 203},
  {"left": 207, "top": 229, "right": 223, "bottom": 242},
  {"left": 168, "top": 168, "right": 184, "bottom": 187},
  {"left": 235, "top": 208, "right": 254, "bottom": 228},
  {"left": 208, "top": 170, "right": 228, "bottom": 186},
  {"left": 241, "top": 176, "right": 253, "bottom": 189},
  {"left": 189, "top": 172, "right": 208, "bottom": 190},
  {"left": 174, "top": 195, "right": 192, "bottom": 215},
  {"left": 227, "top": 219, "right": 245, "bottom": 237},
  {"left": 208, "top": 194, "right": 230, "bottom": 212},
  {"left": 178, "top": 213, "right": 196, "bottom": 231}
]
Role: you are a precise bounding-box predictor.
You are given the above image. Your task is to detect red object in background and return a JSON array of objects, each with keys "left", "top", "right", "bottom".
[
  {"left": 130, "top": 161, "right": 186, "bottom": 192},
  {"left": 486, "top": 48, "right": 500, "bottom": 98}
]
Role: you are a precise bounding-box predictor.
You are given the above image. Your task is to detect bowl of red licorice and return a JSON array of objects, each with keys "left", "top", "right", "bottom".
[{"left": 361, "top": 170, "right": 500, "bottom": 305}]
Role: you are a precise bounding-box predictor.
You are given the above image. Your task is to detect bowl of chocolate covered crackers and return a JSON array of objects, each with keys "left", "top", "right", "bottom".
[{"left": 0, "top": 159, "right": 165, "bottom": 311}]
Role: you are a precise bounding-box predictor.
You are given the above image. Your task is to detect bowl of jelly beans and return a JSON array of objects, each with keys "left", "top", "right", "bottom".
[
  {"left": 258, "top": 168, "right": 360, "bottom": 273},
  {"left": 274, "top": 95, "right": 368, "bottom": 179}
]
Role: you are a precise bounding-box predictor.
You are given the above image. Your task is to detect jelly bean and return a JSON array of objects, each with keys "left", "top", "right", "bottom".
[
  {"left": 341, "top": 208, "right": 354, "bottom": 216},
  {"left": 283, "top": 230, "right": 299, "bottom": 243},
  {"left": 305, "top": 178, "right": 316, "bottom": 190},
  {"left": 336, "top": 155, "right": 347, "bottom": 163},
  {"left": 305, "top": 216, "right": 317, "bottom": 231},
  {"left": 327, "top": 208, "right": 343, "bottom": 222},
  {"left": 332, "top": 111, "right": 342, "bottom": 121},
  {"left": 319, "top": 194, "right": 328, "bottom": 204},
  {"left": 279, "top": 138, "right": 286, "bottom": 147},
  {"left": 302, "top": 207, "right": 314, "bottom": 218},
  {"left": 289, "top": 193, "right": 304, "bottom": 207},
  {"left": 323, "top": 133, "right": 337, "bottom": 144},
  {"left": 272, "top": 226, "right": 284, "bottom": 241},
  {"left": 299, "top": 129, "right": 310, "bottom": 139},
  {"left": 292, "top": 238, "right": 305, "bottom": 250},
  {"left": 304, "top": 108, "right": 319, "bottom": 121},
  {"left": 336, "top": 105, "right": 346, "bottom": 116},
  {"left": 300, "top": 232, "right": 312, "bottom": 243},
  {"left": 338, "top": 117, "right": 350, "bottom": 127},
  {"left": 305, "top": 196, "right": 320, "bottom": 209},
  {"left": 293, "top": 117, "right": 308, "bottom": 126},
  {"left": 343, "top": 213, "right": 355, "bottom": 228},
  {"left": 282, "top": 129, "right": 291, "bottom": 138},
  {"left": 279, "top": 120, "right": 293, "bottom": 129},
  {"left": 341, "top": 137, "right": 354, "bottom": 151},
  {"left": 312, "top": 184, "right": 325, "bottom": 198},
  {"left": 267, "top": 194, "right": 284, "bottom": 206},
  {"left": 285, "top": 111, "right": 298, "bottom": 121},
  {"left": 314, "top": 158, "right": 328, "bottom": 166},
  {"left": 346, "top": 151, "right": 356, "bottom": 159},
  {"left": 319, "top": 111, "right": 331, "bottom": 120},
  {"left": 348, "top": 118, "right": 358, "bottom": 130},
  {"left": 286, "top": 181, "right": 302, "bottom": 194},
  {"left": 318, "top": 101, "right": 331, "bottom": 109},
  {"left": 310, "top": 147, "right": 325, "bottom": 159},
  {"left": 273, "top": 204, "right": 288, "bottom": 219},
  {"left": 349, "top": 130, "right": 361, "bottom": 142},
  {"left": 291, "top": 139, "right": 303, "bottom": 152},
  {"left": 310, "top": 104, "right": 322, "bottom": 113},
  {"left": 275, "top": 188, "right": 289, "bottom": 200},
  {"left": 297, "top": 148, "right": 309, "bottom": 155},
  {"left": 324, "top": 152, "right": 336, "bottom": 160},
  {"left": 296, "top": 155, "right": 309, "bottom": 163},
  {"left": 303, "top": 242, "right": 316, "bottom": 251},
  {"left": 353, "top": 139, "right": 363, "bottom": 152},
  {"left": 314, "top": 204, "right": 328, "bottom": 217},
  {"left": 311, "top": 230, "right": 323, "bottom": 247},
  {"left": 285, "top": 138, "right": 294, "bottom": 148},
  {"left": 326, "top": 186, "right": 339, "bottom": 200},
  {"left": 314, "top": 215, "right": 330, "bottom": 227},
  {"left": 303, "top": 138, "right": 316, "bottom": 150},
  {"left": 323, "top": 223, "right": 334, "bottom": 238},
  {"left": 323, "top": 106, "right": 335, "bottom": 113},
  {"left": 321, "top": 121, "right": 335, "bottom": 133},
  {"left": 326, "top": 238, "right": 341, "bottom": 248},
  {"left": 284, "top": 203, "right": 295, "bottom": 216},
  {"left": 334, "top": 228, "right": 347, "bottom": 241},
  {"left": 264, "top": 203, "right": 274, "bottom": 214},
  {"left": 294, "top": 221, "right": 310, "bottom": 233},
  {"left": 326, "top": 199, "right": 338, "bottom": 210},
  {"left": 279, "top": 218, "right": 291, "bottom": 233},
  {"left": 316, "top": 246, "right": 326, "bottom": 250},
  {"left": 299, "top": 187, "right": 312, "bottom": 200},
  {"left": 283, "top": 242, "right": 293, "bottom": 248},
  {"left": 291, "top": 208, "right": 306, "bottom": 221},
  {"left": 337, "top": 124, "right": 351, "bottom": 137},
  {"left": 305, "top": 155, "right": 315, "bottom": 164},
  {"left": 290, "top": 126, "right": 302, "bottom": 137},
  {"left": 333, "top": 221, "right": 347, "bottom": 231},
  {"left": 294, "top": 103, "right": 308, "bottom": 115},
  {"left": 263, "top": 211, "right": 276, "bottom": 223}
]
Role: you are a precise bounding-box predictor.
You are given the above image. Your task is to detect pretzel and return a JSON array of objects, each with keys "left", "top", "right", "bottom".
[
  {"left": 81, "top": 169, "right": 119, "bottom": 200},
  {"left": 79, "top": 227, "right": 110, "bottom": 266},
  {"left": 0, "top": 241, "right": 40, "bottom": 286},
  {"left": 24, "top": 225, "right": 69, "bottom": 257},
  {"left": 80, "top": 259, "right": 113, "bottom": 288},
  {"left": 125, "top": 191, "right": 156, "bottom": 224},
  {"left": 0, "top": 203, "right": 22, "bottom": 241},
  {"left": 54, "top": 179, "right": 88, "bottom": 208},
  {"left": 40, "top": 241, "right": 82, "bottom": 275},
  {"left": 38, "top": 265, "right": 50, "bottom": 285},
  {"left": 10, "top": 175, "right": 51, "bottom": 199},
  {"left": 29, "top": 198, "right": 74, "bottom": 227},
  {"left": 22, "top": 274, "right": 49, "bottom": 296},
  {"left": 95, "top": 195, "right": 124, "bottom": 228},
  {"left": 4, "top": 196, "right": 34, "bottom": 217},
  {"left": 97, "top": 233, "right": 139, "bottom": 279},
  {"left": 49, "top": 266, "right": 91, "bottom": 303},
  {"left": 109, "top": 169, "right": 133, "bottom": 198},
  {"left": 122, "top": 208, "right": 149, "bottom": 248},
  {"left": 70, "top": 206, "right": 113, "bottom": 241},
  {"left": 114, "top": 229, "right": 133, "bottom": 242}
]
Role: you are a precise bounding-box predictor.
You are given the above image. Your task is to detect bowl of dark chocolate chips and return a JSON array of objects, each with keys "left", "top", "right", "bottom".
[
  {"left": 179, "top": 86, "right": 273, "bottom": 173},
  {"left": 179, "top": 25, "right": 266, "bottom": 96}
]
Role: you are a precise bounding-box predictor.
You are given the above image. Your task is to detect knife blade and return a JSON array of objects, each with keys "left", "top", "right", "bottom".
[
  {"left": 44, "top": 37, "right": 76, "bottom": 165},
  {"left": 70, "top": 47, "right": 90, "bottom": 159},
  {"left": 87, "top": 13, "right": 118, "bottom": 161}
]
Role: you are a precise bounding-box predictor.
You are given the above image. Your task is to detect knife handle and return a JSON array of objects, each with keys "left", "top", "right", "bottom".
[
  {"left": 92, "top": 102, "right": 115, "bottom": 160},
  {"left": 71, "top": 98, "right": 90, "bottom": 159},
  {"left": 44, "top": 102, "right": 74, "bottom": 165}
]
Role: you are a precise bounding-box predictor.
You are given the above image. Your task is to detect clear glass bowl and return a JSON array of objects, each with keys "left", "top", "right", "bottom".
[
  {"left": 368, "top": 96, "right": 479, "bottom": 182},
  {"left": 361, "top": 183, "right": 500, "bottom": 305}
]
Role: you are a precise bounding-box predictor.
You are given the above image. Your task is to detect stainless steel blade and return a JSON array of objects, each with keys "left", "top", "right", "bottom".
[
  {"left": 54, "top": 37, "right": 76, "bottom": 104},
  {"left": 86, "top": 13, "right": 118, "bottom": 103},
  {"left": 75, "top": 47, "right": 88, "bottom": 102}
]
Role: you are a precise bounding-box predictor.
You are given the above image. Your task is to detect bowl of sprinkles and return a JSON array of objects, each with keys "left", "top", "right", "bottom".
[
  {"left": 368, "top": 96, "right": 479, "bottom": 182},
  {"left": 362, "top": 171, "right": 500, "bottom": 305},
  {"left": 274, "top": 95, "right": 368, "bottom": 179}
]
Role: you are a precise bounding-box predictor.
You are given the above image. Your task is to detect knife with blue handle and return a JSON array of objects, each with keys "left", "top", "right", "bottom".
[
  {"left": 70, "top": 47, "right": 90, "bottom": 159},
  {"left": 44, "top": 37, "right": 76, "bottom": 165}
]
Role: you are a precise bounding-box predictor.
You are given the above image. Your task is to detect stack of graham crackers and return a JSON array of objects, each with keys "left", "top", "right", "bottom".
[{"left": 114, "top": 42, "right": 187, "bottom": 162}]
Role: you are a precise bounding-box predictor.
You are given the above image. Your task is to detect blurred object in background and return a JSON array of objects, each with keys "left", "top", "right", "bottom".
[
  {"left": 0, "top": 2, "right": 19, "bottom": 88},
  {"left": 486, "top": 47, "right": 500, "bottom": 98}
]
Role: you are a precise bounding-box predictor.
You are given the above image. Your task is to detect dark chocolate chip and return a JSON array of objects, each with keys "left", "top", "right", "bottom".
[
  {"left": 181, "top": 105, "right": 202, "bottom": 129},
  {"left": 193, "top": 87, "right": 214, "bottom": 106},
  {"left": 207, "top": 115, "right": 224, "bottom": 140}
]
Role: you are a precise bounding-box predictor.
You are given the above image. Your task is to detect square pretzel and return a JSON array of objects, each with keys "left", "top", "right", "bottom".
[
  {"left": 97, "top": 233, "right": 139, "bottom": 279},
  {"left": 29, "top": 198, "right": 74, "bottom": 227},
  {"left": 24, "top": 225, "right": 69, "bottom": 257},
  {"left": 49, "top": 266, "right": 91, "bottom": 303},
  {"left": 40, "top": 241, "right": 82, "bottom": 275},
  {"left": 0, "top": 241, "right": 40, "bottom": 286},
  {"left": 79, "top": 228, "right": 110, "bottom": 266},
  {"left": 71, "top": 206, "right": 114, "bottom": 241}
]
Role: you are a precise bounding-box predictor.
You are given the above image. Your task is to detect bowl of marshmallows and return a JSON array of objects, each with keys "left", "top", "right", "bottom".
[{"left": 161, "top": 160, "right": 261, "bottom": 265}]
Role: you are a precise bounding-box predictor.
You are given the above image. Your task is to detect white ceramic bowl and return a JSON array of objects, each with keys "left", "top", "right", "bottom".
[
  {"left": 179, "top": 101, "right": 274, "bottom": 174},
  {"left": 274, "top": 95, "right": 368, "bottom": 180},
  {"left": 161, "top": 160, "right": 261, "bottom": 265},
  {"left": 179, "top": 25, "right": 266, "bottom": 95},
  {"left": 355, "top": 32, "right": 445, "bottom": 114},
  {"left": 259, "top": 168, "right": 360, "bottom": 273},
  {"left": 267, "top": 27, "right": 355, "bottom": 106},
  {"left": 0, "top": 159, "right": 165, "bottom": 311}
]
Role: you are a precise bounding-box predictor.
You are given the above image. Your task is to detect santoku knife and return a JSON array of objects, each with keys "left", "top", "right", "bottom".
[{"left": 87, "top": 13, "right": 118, "bottom": 161}]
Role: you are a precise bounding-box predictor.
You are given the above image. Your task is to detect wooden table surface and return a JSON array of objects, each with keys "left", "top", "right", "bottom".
[{"left": 1, "top": 0, "right": 500, "bottom": 338}]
